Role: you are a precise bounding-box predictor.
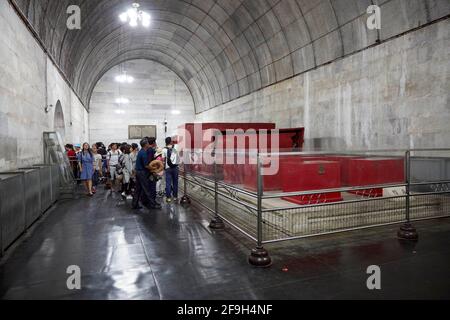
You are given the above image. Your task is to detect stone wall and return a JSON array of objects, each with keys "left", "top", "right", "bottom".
[
  {"left": 0, "top": 1, "right": 88, "bottom": 171},
  {"left": 197, "top": 18, "right": 450, "bottom": 150},
  {"left": 89, "top": 59, "right": 195, "bottom": 147}
]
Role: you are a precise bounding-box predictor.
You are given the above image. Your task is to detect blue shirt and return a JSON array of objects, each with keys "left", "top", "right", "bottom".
[
  {"left": 77, "top": 151, "right": 93, "bottom": 165},
  {"left": 147, "top": 147, "right": 155, "bottom": 161},
  {"left": 135, "top": 149, "right": 150, "bottom": 171}
]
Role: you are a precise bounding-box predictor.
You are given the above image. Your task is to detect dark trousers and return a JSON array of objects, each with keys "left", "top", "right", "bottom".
[
  {"left": 72, "top": 165, "right": 80, "bottom": 184},
  {"left": 165, "top": 167, "right": 179, "bottom": 198},
  {"left": 92, "top": 170, "right": 99, "bottom": 187},
  {"left": 132, "top": 170, "right": 157, "bottom": 208}
]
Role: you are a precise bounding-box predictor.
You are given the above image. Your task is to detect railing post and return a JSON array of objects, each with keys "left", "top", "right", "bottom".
[
  {"left": 249, "top": 152, "right": 272, "bottom": 267},
  {"left": 209, "top": 158, "right": 225, "bottom": 229},
  {"left": 180, "top": 152, "right": 191, "bottom": 205},
  {"left": 398, "top": 150, "right": 419, "bottom": 241}
]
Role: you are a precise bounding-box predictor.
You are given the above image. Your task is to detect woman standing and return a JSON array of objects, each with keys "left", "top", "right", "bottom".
[
  {"left": 91, "top": 144, "right": 103, "bottom": 194},
  {"left": 120, "top": 145, "right": 134, "bottom": 200},
  {"left": 78, "top": 142, "right": 95, "bottom": 196},
  {"left": 130, "top": 143, "right": 139, "bottom": 170}
]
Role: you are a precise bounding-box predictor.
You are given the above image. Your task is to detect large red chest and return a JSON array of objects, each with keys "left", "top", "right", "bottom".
[
  {"left": 281, "top": 160, "right": 343, "bottom": 205},
  {"left": 347, "top": 157, "right": 405, "bottom": 196}
]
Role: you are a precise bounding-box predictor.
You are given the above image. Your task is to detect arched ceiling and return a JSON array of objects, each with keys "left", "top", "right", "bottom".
[{"left": 11, "top": 0, "right": 450, "bottom": 113}]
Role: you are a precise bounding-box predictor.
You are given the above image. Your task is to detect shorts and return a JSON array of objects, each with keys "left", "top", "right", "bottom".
[{"left": 109, "top": 166, "right": 117, "bottom": 180}]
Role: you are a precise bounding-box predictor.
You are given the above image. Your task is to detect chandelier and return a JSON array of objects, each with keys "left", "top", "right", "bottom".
[{"left": 119, "top": 3, "right": 151, "bottom": 27}]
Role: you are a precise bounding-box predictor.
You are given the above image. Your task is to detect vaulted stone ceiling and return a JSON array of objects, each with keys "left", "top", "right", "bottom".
[{"left": 10, "top": 0, "right": 450, "bottom": 113}]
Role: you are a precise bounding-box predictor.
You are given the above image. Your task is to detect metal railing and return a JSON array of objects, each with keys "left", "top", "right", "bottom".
[{"left": 179, "top": 148, "right": 450, "bottom": 267}]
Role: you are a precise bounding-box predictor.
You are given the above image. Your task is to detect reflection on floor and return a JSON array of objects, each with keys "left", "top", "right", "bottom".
[{"left": 0, "top": 189, "right": 449, "bottom": 300}]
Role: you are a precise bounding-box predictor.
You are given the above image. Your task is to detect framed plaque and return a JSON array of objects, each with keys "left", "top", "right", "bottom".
[{"left": 128, "top": 125, "right": 157, "bottom": 139}]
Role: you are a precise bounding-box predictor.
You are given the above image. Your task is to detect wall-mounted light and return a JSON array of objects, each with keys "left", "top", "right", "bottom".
[{"left": 119, "top": 3, "right": 151, "bottom": 28}]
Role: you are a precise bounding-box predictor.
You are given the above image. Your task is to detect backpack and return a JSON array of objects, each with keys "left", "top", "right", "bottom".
[{"left": 165, "top": 147, "right": 178, "bottom": 169}]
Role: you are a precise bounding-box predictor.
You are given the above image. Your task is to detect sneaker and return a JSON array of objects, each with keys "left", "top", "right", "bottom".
[
  {"left": 126, "top": 195, "right": 133, "bottom": 200},
  {"left": 173, "top": 197, "right": 178, "bottom": 202},
  {"left": 121, "top": 192, "right": 126, "bottom": 197},
  {"left": 166, "top": 198, "right": 172, "bottom": 203}
]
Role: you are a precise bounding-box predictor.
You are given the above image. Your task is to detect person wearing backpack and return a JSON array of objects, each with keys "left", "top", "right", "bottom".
[{"left": 163, "top": 137, "right": 179, "bottom": 203}]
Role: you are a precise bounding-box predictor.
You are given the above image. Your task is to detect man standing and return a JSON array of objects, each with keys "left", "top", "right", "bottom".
[
  {"left": 132, "top": 138, "right": 161, "bottom": 210},
  {"left": 145, "top": 137, "right": 160, "bottom": 208},
  {"left": 163, "top": 137, "right": 179, "bottom": 203}
]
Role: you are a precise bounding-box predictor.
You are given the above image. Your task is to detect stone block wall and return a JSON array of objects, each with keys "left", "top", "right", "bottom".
[
  {"left": 0, "top": 1, "right": 89, "bottom": 171},
  {"left": 197, "top": 18, "right": 450, "bottom": 150}
]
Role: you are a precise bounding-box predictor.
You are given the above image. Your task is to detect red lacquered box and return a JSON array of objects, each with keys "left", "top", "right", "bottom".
[
  {"left": 281, "top": 160, "right": 343, "bottom": 205},
  {"left": 347, "top": 157, "right": 405, "bottom": 197},
  {"left": 243, "top": 157, "right": 281, "bottom": 191},
  {"left": 323, "top": 156, "right": 362, "bottom": 186}
]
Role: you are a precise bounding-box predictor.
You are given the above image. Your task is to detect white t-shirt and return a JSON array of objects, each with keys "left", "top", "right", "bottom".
[
  {"left": 162, "top": 146, "right": 179, "bottom": 169},
  {"left": 93, "top": 154, "right": 102, "bottom": 171},
  {"left": 107, "top": 150, "right": 121, "bottom": 166}
]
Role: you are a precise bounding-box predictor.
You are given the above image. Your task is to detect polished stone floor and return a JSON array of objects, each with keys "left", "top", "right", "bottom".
[{"left": 0, "top": 189, "right": 449, "bottom": 300}]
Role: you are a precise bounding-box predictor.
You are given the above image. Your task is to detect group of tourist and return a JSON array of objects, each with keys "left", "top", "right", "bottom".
[{"left": 64, "top": 137, "right": 179, "bottom": 209}]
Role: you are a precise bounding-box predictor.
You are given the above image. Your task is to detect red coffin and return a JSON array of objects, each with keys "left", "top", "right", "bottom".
[
  {"left": 221, "top": 127, "right": 305, "bottom": 152},
  {"left": 278, "top": 155, "right": 361, "bottom": 187},
  {"left": 281, "top": 160, "right": 343, "bottom": 205},
  {"left": 178, "top": 123, "right": 276, "bottom": 150},
  {"left": 323, "top": 156, "right": 362, "bottom": 186},
  {"left": 347, "top": 157, "right": 405, "bottom": 197}
]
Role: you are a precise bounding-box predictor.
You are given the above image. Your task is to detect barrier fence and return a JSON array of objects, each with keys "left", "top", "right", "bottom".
[{"left": 179, "top": 148, "right": 450, "bottom": 267}]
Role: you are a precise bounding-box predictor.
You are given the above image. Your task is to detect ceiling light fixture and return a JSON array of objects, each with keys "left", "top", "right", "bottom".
[
  {"left": 171, "top": 110, "right": 181, "bottom": 115},
  {"left": 119, "top": 3, "right": 151, "bottom": 28},
  {"left": 115, "top": 74, "right": 134, "bottom": 83},
  {"left": 115, "top": 97, "right": 130, "bottom": 104}
]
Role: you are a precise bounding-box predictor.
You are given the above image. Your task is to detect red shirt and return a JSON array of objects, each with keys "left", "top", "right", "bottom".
[
  {"left": 67, "top": 150, "right": 76, "bottom": 158},
  {"left": 67, "top": 150, "right": 77, "bottom": 167}
]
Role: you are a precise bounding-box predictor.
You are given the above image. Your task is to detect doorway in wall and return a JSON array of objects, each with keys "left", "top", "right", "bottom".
[{"left": 54, "top": 100, "right": 65, "bottom": 141}]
